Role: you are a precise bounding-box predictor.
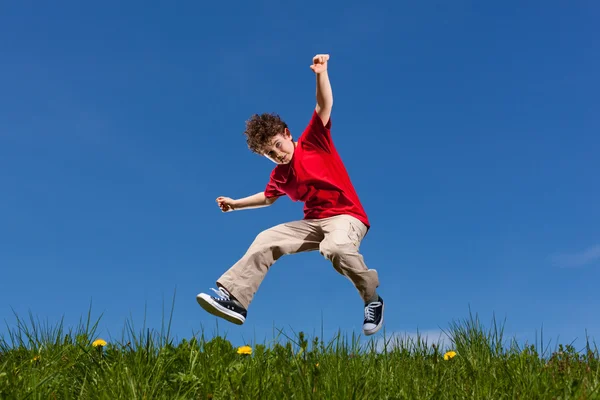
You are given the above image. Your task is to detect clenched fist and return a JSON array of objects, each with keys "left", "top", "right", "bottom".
[
  {"left": 310, "top": 54, "right": 329, "bottom": 74},
  {"left": 216, "top": 196, "right": 236, "bottom": 212}
]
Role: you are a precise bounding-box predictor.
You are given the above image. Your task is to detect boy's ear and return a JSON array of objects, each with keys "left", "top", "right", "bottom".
[{"left": 284, "top": 128, "right": 292, "bottom": 139}]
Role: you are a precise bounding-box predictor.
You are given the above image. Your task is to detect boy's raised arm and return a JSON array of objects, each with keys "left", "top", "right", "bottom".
[{"left": 311, "top": 54, "right": 333, "bottom": 126}]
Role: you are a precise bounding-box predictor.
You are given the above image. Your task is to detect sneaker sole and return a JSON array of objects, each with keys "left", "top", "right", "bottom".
[
  {"left": 363, "top": 303, "right": 384, "bottom": 336},
  {"left": 196, "top": 294, "right": 246, "bottom": 325}
]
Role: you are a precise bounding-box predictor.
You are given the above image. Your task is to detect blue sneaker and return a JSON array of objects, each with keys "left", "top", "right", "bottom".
[
  {"left": 196, "top": 287, "right": 247, "bottom": 325},
  {"left": 363, "top": 296, "right": 384, "bottom": 335}
]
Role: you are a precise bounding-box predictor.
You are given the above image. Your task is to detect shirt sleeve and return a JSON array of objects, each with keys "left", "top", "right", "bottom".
[
  {"left": 301, "top": 110, "right": 333, "bottom": 152},
  {"left": 264, "top": 171, "right": 286, "bottom": 198}
]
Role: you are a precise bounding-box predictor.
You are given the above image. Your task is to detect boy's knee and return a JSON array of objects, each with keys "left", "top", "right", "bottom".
[
  {"left": 252, "top": 230, "right": 270, "bottom": 246},
  {"left": 249, "top": 231, "right": 284, "bottom": 260},
  {"left": 319, "top": 237, "right": 355, "bottom": 260}
]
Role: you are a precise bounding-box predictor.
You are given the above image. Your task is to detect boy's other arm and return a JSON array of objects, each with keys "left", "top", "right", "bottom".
[
  {"left": 311, "top": 54, "right": 333, "bottom": 126},
  {"left": 216, "top": 192, "right": 278, "bottom": 212}
]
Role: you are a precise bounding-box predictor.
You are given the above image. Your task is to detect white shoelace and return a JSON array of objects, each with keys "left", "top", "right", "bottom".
[
  {"left": 364, "top": 301, "right": 382, "bottom": 321},
  {"left": 210, "top": 287, "right": 231, "bottom": 301}
]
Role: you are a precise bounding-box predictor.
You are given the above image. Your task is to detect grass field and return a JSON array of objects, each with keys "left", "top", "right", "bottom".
[{"left": 1, "top": 309, "right": 598, "bottom": 399}]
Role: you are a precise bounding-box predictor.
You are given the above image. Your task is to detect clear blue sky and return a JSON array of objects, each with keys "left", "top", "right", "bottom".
[{"left": 1, "top": 1, "right": 599, "bottom": 350}]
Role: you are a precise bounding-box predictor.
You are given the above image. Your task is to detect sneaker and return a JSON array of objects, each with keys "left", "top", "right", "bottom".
[
  {"left": 196, "top": 287, "right": 247, "bottom": 325},
  {"left": 363, "top": 296, "right": 384, "bottom": 335}
]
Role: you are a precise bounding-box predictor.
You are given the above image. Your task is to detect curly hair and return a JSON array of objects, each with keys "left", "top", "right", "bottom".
[{"left": 244, "top": 113, "right": 289, "bottom": 154}]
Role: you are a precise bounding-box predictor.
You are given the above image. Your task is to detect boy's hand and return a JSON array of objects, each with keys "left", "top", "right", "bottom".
[
  {"left": 310, "top": 54, "right": 329, "bottom": 74},
  {"left": 216, "top": 196, "right": 236, "bottom": 212}
]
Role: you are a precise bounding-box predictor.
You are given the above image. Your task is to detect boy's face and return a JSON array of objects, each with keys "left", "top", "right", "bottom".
[{"left": 262, "top": 128, "right": 295, "bottom": 165}]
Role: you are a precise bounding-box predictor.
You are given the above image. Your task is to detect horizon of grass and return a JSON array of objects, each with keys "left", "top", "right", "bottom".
[{"left": 1, "top": 301, "right": 599, "bottom": 399}]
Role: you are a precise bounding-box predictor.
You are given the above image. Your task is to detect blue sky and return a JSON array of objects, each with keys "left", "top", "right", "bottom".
[{"left": 1, "top": 1, "right": 599, "bottom": 351}]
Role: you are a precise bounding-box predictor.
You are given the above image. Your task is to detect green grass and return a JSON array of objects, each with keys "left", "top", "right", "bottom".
[{"left": 1, "top": 308, "right": 599, "bottom": 399}]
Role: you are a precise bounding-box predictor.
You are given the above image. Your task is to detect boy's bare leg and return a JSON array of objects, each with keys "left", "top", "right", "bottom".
[{"left": 215, "top": 220, "right": 324, "bottom": 309}]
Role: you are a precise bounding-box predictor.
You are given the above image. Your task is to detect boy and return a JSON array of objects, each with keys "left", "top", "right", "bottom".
[{"left": 197, "top": 54, "right": 384, "bottom": 336}]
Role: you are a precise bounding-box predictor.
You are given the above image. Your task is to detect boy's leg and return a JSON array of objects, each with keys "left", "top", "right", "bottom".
[
  {"left": 319, "top": 215, "right": 379, "bottom": 302},
  {"left": 318, "top": 215, "right": 383, "bottom": 335},
  {"left": 214, "top": 220, "right": 323, "bottom": 310}
]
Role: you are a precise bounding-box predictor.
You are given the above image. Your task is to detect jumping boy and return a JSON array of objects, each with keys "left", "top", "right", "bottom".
[{"left": 196, "top": 54, "right": 384, "bottom": 335}]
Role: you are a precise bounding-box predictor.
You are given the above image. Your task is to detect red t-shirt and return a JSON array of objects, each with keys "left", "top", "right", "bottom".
[{"left": 264, "top": 111, "right": 370, "bottom": 229}]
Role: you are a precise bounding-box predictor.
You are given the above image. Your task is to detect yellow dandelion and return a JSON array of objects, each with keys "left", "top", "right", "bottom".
[
  {"left": 92, "top": 339, "right": 107, "bottom": 348},
  {"left": 443, "top": 351, "right": 457, "bottom": 360},
  {"left": 315, "top": 363, "right": 319, "bottom": 367},
  {"left": 31, "top": 355, "right": 41, "bottom": 362},
  {"left": 237, "top": 345, "right": 252, "bottom": 355}
]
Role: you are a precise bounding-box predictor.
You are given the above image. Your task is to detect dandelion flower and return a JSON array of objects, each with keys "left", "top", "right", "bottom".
[
  {"left": 443, "top": 351, "right": 457, "bottom": 360},
  {"left": 92, "top": 339, "right": 107, "bottom": 348},
  {"left": 315, "top": 363, "right": 319, "bottom": 367},
  {"left": 237, "top": 345, "right": 252, "bottom": 355},
  {"left": 31, "top": 355, "right": 41, "bottom": 362}
]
